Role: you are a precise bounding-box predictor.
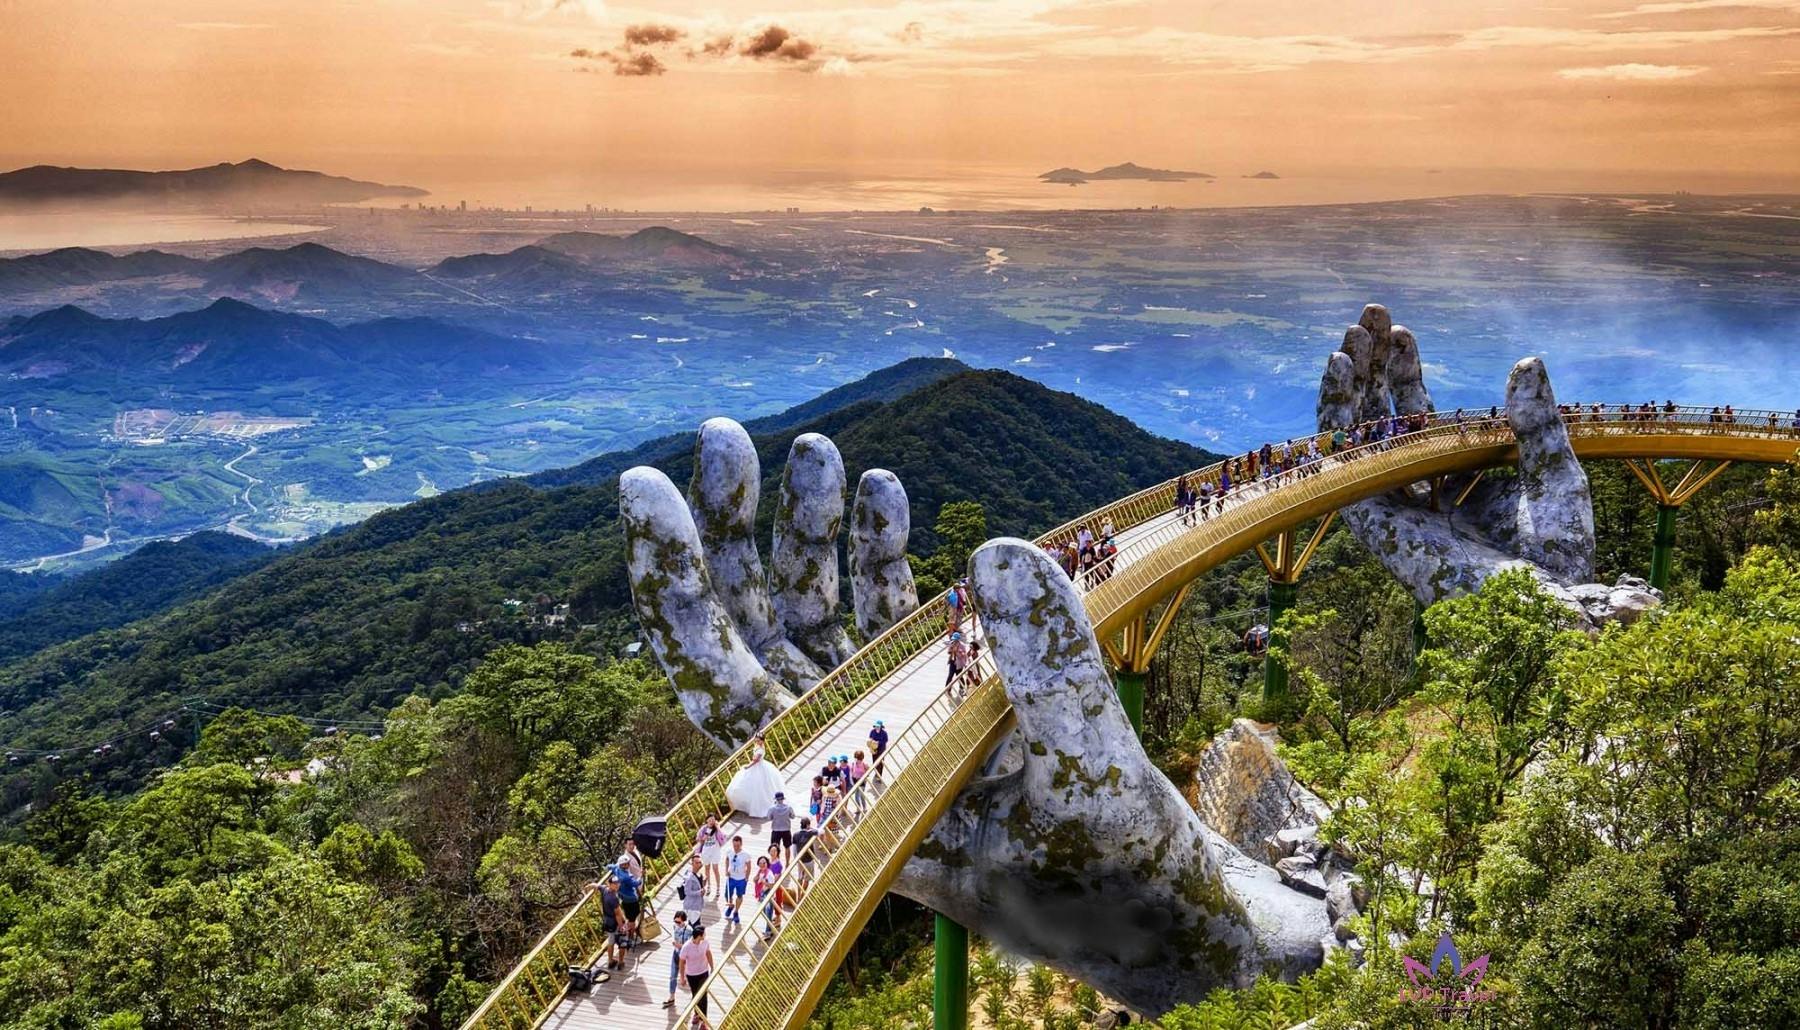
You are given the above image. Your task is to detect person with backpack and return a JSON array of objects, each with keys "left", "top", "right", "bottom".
[
  {"left": 792, "top": 816, "right": 819, "bottom": 893},
  {"left": 681, "top": 854, "right": 706, "bottom": 925}
]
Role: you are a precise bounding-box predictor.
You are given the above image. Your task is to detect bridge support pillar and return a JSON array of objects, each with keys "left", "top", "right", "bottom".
[
  {"left": 934, "top": 913, "right": 969, "bottom": 1030},
  {"left": 1622, "top": 459, "right": 1732, "bottom": 593},
  {"left": 1101, "top": 584, "right": 1190, "bottom": 740},
  {"left": 1254, "top": 514, "right": 1335, "bottom": 705},
  {"left": 1264, "top": 579, "right": 1299, "bottom": 702},
  {"left": 1650, "top": 504, "right": 1678, "bottom": 592},
  {"left": 1113, "top": 669, "right": 1146, "bottom": 736}
]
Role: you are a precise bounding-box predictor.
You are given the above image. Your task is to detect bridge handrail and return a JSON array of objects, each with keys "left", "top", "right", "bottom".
[
  {"left": 464, "top": 403, "right": 1800, "bottom": 1028},
  {"left": 674, "top": 652, "right": 1003, "bottom": 1027}
]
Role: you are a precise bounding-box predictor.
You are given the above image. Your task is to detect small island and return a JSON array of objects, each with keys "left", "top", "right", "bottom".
[
  {"left": 1244, "top": 170, "right": 1281, "bottom": 180},
  {"left": 1039, "top": 162, "right": 1213, "bottom": 185}
]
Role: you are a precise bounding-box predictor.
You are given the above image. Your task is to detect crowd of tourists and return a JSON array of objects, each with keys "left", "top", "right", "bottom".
[{"left": 583, "top": 710, "right": 893, "bottom": 1028}]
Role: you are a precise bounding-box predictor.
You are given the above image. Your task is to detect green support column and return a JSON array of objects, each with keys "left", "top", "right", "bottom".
[
  {"left": 1114, "top": 669, "right": 1146, "bottom": 737},
  {"left": 1263, "top": 579, "right": 1299, "bottom": 703},
  {"left": 934, "top": 914, "right": 969, "bottom": 1030},
  {"left": 1650, "top": 504, "right": 1678, "bottom": 591}
]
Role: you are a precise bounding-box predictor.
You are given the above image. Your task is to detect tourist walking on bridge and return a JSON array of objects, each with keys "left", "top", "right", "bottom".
[
  {"left": 680, "top": 925, "right": 714, "bottom": 1029},
  {"left": 663, "top": 910, "right": 694, "bottom": 1010},
  {"left": 681, "top": 855, "right": 706, "bottom": 925},
  {"left": 724, "top": 836, "right": 750, "bottom": 927},
  {"left": 696, "top": 817, "right": 724, "bottom": 899},
  {"left": 768, "top": 791, "right": 794, "bottom": 864}
]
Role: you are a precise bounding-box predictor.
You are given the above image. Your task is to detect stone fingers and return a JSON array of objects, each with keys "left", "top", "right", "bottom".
[
  {"left": 1387, "top": 326, "right": 1434, "bottom": 416},
  {"left": 1504, "top": 357, "right": 1597, "bottom": 583},
  {"left": 688, "top": 418, "right": 824, "bottom": 690},
  {"left": 620, "top": 467, "right": 793, "bottom": 748},
  {"left": 848, "top": 469, "right": 919, "bottom": 639},
  {"left": 770, "top": 433, "right": 856, "bottom": 670},
  {"left": 1316, "top": 351, "right": 1357, "bottom": 431},
  {"left": 1356, "top": 304, "right": 1396, "bottom": 424},
  {"left": 966, "top": 537, "right": 1143, "bottom": 784}
]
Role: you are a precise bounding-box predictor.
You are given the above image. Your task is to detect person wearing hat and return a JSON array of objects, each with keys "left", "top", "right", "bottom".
[
  {"left": 767, "top": 790, "right": 794, "bottom": 864},
  {"left": 868, "top": 719, "right": 889, "bottom": 780}
]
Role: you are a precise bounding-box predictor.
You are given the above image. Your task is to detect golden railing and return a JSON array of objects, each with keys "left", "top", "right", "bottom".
[
  {"left": 678, "top": 656, "right": 1009, "bottom": 1028},
  {"left": 465, "top": 404, "right": 1800, "bottom": 1029}
]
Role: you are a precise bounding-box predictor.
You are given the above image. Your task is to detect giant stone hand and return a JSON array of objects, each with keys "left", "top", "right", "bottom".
[
  {"left": 620, "top": 418, "right": 918, "bottom": 747},
  {"left": 623, "top": 424, "right": 1339, "bottom": 1017},
  {"left": 1317, "top": 304, "right": 1660, "bottom": 626},
  {"left": 896, "top": 539, "right": 1332, "bottom": 1013}
]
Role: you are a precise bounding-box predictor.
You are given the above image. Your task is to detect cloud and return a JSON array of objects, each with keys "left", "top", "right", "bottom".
[
  {"left": 611, "top": 51, "right": 666, "bottom": 75},
  {"left": 1558, "top": 62, "right": 1707, "bottom": 79},
  {"left": 740, "top": 25, "right": 819, "bottom": 62},
  {"left": 570, "top": 46, "right": 665, "bottom": 75},
  {"left": 700, "top": 36, "right": 735, "bottom": 56},
  {"left": 1455, "top": 24, "right": 1799, "bottom": 52},
  {"left": 819, "top": 56, "right": 862, "bottom": 76},
  {"left": 624, "top": 23, "right": 684, "bottom": 47},
  {"left": 1595, "top": 0, "right": 1800, "bottom": 17}
]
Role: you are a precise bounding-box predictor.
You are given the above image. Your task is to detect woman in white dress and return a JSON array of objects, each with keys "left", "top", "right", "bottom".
[{"left": 726, "top": 734, "right": 785, "bottom": 818}]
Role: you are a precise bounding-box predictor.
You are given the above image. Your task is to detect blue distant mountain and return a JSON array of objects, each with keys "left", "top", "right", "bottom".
[{"left": 0, "top": 297, "right": 556, "bottom": 389}]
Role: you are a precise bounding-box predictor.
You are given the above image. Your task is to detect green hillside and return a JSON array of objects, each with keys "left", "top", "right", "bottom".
[
  {"left": 0, "top": 367, "right": 1216, "bottom": 810},
  {"left": 0, "top": 531, "right": 272, "bottom": 663}
]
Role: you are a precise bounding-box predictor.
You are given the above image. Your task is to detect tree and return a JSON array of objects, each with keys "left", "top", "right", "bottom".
[{"left": 910, "top": 500, "right": 989, "bottom": 599}]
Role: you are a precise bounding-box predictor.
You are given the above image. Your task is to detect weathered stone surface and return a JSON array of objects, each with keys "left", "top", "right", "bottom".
[
  {"left": 770, "top": 433, "right": 856, "bottom": 670},
  {"left": 849, "top": 469, "right": 919, "bottom": 639},
  {"left": 892, "top": 540, "right": 1329, "bottom": 1013},
  {"left": 1191, "top": 719, "right": 1330, "bottom": 865},
  {"left": 619, "top": 466, "right": 792, "bottom": 747},
  {"left": 1326, "top": 872, "right": 1364, "bottom": 927},
  {"left": 1318, "top": 305, "right": 1657, "bottom": 629},
  {"left": 1276, "top": 855, "right": 1329, "bottom": 897},
  {"left": 687, "top": 418, "right": 825, "bottom": 691}
]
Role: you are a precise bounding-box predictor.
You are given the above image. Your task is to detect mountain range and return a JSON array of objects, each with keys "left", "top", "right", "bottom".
[
  {"left": 0, "top": 298, "right": 555, "bottom": 388},
  {"left": 0, "top": 227, "right": 748, "bottom": 313},
  {"left": 429, "top": 227, "right": 751, "bottom": 282},
  {"left": 0, "top": 158, "right": 426, "bottom": 206},
  {"left": 1039, "top": 162, "right": 1213, "bottom": 184},
  {"left": 0, "top": 363, "right": 1218, "bottom": 807}
]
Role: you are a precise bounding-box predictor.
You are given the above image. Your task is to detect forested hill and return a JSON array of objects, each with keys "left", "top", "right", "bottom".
[
  {"left": 0, "top": 367, "right": 1216, "bottom": 810},
  {"left": 0, "top": 531, "right": 271, "bottom": 664}
]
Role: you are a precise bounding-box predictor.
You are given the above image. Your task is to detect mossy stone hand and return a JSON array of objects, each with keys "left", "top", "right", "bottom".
[
  {"left": 620, "top": 418, "right": 919, "bottom": 747},
  {"left": 1317, "top": 303, "right": 1660, "bottom": 626}
]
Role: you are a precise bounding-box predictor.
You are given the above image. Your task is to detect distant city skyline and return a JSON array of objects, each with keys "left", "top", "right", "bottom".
[{"left": 3, "top": 0, "right": 1798, "bottom": 207}]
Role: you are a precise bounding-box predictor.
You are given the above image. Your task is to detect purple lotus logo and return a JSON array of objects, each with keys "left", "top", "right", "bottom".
[{"left": 1396, "top": 932, "right": 1497, "bottom": 1013}]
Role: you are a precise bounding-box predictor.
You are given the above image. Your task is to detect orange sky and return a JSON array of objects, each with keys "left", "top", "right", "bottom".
[{"left": 2, "top": 0, "right": 1797, "bottom": 195}]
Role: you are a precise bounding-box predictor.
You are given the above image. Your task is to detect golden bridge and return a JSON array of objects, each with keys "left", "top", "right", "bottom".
[{"left": 465, "top": 406, "right": 1799, "bottom": 1030}]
